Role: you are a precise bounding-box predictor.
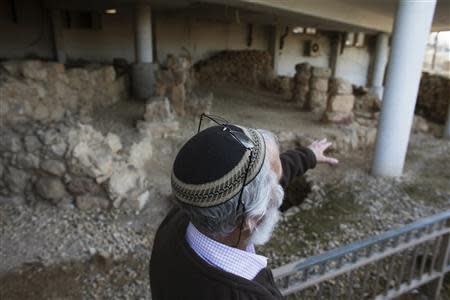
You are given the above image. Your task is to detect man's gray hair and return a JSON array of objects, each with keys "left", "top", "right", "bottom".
[{"left": 176, "top": 130, "right": 279, "bottom": 237}]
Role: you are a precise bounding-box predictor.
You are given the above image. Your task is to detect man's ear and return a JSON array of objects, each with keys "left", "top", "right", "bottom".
[{"left": 245, "top": 216, "right": 259, "bottom": 232}]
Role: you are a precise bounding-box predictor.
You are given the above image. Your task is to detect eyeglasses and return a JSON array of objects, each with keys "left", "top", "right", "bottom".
[
  {"left": 197, "top": 113, "right": 255, "bottom": 150},
  {"left": 197, "top": 113, "right": 254, "bottom": 247}
]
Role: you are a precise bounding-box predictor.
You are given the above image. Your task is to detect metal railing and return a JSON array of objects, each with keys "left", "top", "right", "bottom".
[{"left": 273, "top": 211, "right": 450, "bottom": 299}]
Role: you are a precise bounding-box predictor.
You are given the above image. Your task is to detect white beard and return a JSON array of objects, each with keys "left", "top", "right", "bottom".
[{"left": 248, "top": 184, "right": 284, "bottom": 245}]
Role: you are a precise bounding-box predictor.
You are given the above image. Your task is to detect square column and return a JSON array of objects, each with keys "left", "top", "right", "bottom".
[
  {"left": 268, "top": 25, "right": 281, "bottom": 74},
  {"left": 371, "top": 0, "right": 437, "bottom": 177}
]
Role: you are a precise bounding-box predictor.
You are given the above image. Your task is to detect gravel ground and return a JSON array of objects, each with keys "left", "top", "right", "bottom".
[{"left": 1, "top": 84, "right": 449, "bottom": 299}]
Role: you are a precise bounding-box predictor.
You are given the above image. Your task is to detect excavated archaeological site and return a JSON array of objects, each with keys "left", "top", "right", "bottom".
[{"left": 0, "top": 51, "right": 449, "bottom": 299}]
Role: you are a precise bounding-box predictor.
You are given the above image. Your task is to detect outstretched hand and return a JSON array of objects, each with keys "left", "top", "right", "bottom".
[{"left": 307, "top": 138, "right": 339, "bottom": 165}]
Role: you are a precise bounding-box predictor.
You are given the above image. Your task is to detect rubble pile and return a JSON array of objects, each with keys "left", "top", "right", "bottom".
[
  {"left": 291, "top": 63, "right": 311, "bottom": 107},
  {"left": 154, "top": 55, "right": 196, "bottom": 116},
  {"left": 195, "top": 50, "right": 273, "bottom": 87},
  {"left": 304, "top": 66, "right": 331, "bottom": 113},
  {"left": 322, "top": 78, "right": 355, "bottom": 124},
  {"left": 0, "top": 60, "right": 128, "bottom": 124},
  {"left": 416, "top": 72, "right": 449, "bottom": 124}
]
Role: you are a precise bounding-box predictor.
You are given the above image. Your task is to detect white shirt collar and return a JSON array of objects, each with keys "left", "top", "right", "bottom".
[{"left": 186, "top": 222, "right": 268, "bottom": 280}]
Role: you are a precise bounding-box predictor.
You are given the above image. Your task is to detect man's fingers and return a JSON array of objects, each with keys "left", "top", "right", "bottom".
[{"left": 323, "top": 156, "right": 339, "bottom": 165}]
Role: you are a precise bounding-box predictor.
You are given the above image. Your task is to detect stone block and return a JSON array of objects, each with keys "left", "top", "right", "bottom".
[
  {"left": 15, "top": 153, "right": 40, "bottom": 169},
  {"left": 306, "top": 90, "right": 328, "bottom": 112},
  {"left": 0, "top": 131, "right": 22, "bottom": 152},
  {"left": 41, "top": 159, "right": 66, "bottom": 177},
  {"left": 144, "top": 97, "right": 175, "bottom": 122},
  {"left": 322, "top": 111, "right": 354, "bottom": 124},
  {"left": 168, "top": 84, "right": 186, "bottom": 116},
  {"left": 294, "top": 72, "right": 311, "bottom": 85},
  {"left": 328, "top": 95, "right": 355, "bottom": 113},
  {"left": 312, "top": 67, "right": 331, "bottom": 78},
  {"left": 75, "top": 195, "right": 109, "bottom": 210},
  {"left": 5, "top": 167, "right": 29, "bottom": 194},
  {"left": 35, "top": 177, "right": 66, "bottom": 203},
  {"left": 67, "top": 177, "right": 103, "bottom": 195},
  {"left": 310, "top": 77, "right": 329, "bottom": 92},
  {"left": 329, "top": 78, "right": 353, "bottom": 95},
  {"left": 295, "top": 62, "right": 311, "bottom": 73},
  {"left": 20, "top": 60, "right": 48, "bottom": 81},
  {"left": 173, "top": 70, "right": 189, "bottom": 85}
]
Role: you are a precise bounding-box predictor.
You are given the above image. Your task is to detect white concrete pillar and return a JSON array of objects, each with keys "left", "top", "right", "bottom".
[
  {"left": 132, "top": 2, "right": 157, "bottom": 100},
  {"left": 444, "top": 102, "right": 450, "bottom": 139},
  {"left": 51, "top": 9, "right": 66, "bottom": 63},
  {"left": 134, "top": 2, "right": 153, "bottom": 63},
  {"left": 370, "top": 32, "right": 389, "bottom": 99},
  {"left": 371, "top": 0, "right": 436, "bottom": 177}
]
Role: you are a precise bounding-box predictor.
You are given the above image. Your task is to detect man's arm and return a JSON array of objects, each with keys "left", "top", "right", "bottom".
[
  {"left": 279, "top": 147, "right": 316, "bottom": 189},
  {"left": 279, "top": 138, "right": 338, "bottom": 189}
]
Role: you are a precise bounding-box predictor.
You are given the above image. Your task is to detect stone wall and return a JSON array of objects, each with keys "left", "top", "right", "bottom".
[
  {"left": 194, "top": 50, "right": 273, "bottom": 86},
  {"left": 0, "top": 60, "right": 128, "bottom": 125},
  {"left": 416, "top": 72, "right": 449, "bottom": 124},
  {"left": 0, "top": 116, "right": 155, "bottom": 210}
]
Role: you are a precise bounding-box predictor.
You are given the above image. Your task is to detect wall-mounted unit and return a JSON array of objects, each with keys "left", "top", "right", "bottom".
[{"left": 304, "top": 40, "right": 320, "bottom": 57}]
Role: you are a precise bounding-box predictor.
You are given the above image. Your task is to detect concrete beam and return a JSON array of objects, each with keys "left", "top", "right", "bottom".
[{"left": 371, "top": 0, "right": 437, "bottom": 177}]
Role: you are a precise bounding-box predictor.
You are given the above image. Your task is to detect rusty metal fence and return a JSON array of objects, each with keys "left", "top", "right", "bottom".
[{"left": 273, "top": 211, "right": 450, "bottom": 299}]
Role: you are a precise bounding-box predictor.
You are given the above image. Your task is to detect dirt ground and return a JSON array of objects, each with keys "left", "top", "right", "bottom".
[{"left": 1, "top": 83, "right": 449, "bottom": 299}]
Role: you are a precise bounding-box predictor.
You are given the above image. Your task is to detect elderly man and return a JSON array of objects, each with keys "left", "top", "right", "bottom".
[{"left": 150, "top": 115, "right": 338, "bottom": 300}]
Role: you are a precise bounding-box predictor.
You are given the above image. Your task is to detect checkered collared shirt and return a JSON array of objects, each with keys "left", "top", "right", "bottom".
[{"left": 186, "top": 222, "right": 268, "bottom": 280}]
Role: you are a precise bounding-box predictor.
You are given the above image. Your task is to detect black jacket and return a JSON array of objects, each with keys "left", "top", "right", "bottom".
[{"left": 150, "top": 147, "right": 316, "bottom": 300}]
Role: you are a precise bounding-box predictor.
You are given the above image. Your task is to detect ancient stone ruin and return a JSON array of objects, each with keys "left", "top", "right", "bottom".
[
  {"left": 322, "top": 78, "right": 355, "bottom": 124},
  {"left": 416, "top": 72, "right": 450, "bottom": 124},
  {"left": 0, "top": 60, "right": 127, "bottom": 125},
  {"left": 0, "top": 58, "right": 211, "bottom": 212},
  {"left": 195, "top": 50, "right": 273, "bottom": 87},
  {"left": 292, "top": 62, "right": 332, "bottom": 114}
]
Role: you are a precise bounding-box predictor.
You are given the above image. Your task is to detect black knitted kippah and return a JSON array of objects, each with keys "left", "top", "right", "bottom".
[{"left": 171, "top": 125, "right": 266, "bottom": 207}]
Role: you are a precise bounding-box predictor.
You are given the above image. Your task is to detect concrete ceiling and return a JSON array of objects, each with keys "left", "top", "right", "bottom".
[{"left": 45, "top": 0, "right": 450, "bottom": 33}]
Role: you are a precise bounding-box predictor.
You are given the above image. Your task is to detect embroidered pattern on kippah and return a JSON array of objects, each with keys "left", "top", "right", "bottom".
[{"left": 171, "top": 127, "right": 266, "bottom": 207}]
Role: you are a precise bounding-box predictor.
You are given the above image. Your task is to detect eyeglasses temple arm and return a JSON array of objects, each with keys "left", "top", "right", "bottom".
[{"left": 197, "top": 113, "right": 205, "bottom": 133}]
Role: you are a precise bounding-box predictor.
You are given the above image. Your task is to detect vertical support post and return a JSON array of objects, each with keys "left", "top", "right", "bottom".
[
  {"left": 431, "top": 32, "right": 439, "bottom": 71},
  {"left": 51, "top": 9, "right": 66, "bottom": 63},
  {"left": 370, "top": 32, "right": 389, "bottom": 99},
  {"left": 132, "top": 1, "right": 157, "bottom": 100},
  {"left": 371, "top": 0, "right": 437, "bottom": 177},
  {"left": 134, "top": 2, "right": 153, "bottom": 63},
  {"left": 329, "top": 32, "right": 341, "bottom": 78},
  {"left": 427, "top": 219, "right": 450, "bottom": 300},
  {"left": 444, "top": 101, "right": 450, "bottom": 139},
  {"left": 268, "top": 25, "right": 281, "bottom": 74}
]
